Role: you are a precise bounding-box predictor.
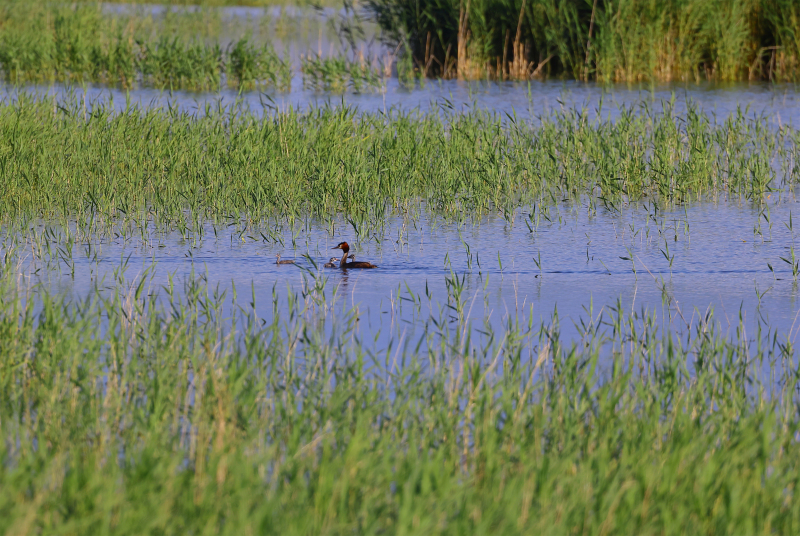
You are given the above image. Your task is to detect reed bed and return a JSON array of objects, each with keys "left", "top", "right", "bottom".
[
  {"left": 0, "top": 94, "right": 796, "bottom": 240},
  {"left": 0, "top": 248, "right": 799, "bottom": 534},
  {"left": 0, "top": 1, "right": 343, "bottom": 91},
  {"left": 367, "top": 0, "right": 800, "bottom": 82}
]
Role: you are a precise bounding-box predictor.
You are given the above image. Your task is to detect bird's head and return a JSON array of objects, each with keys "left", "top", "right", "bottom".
[{"left": 332, "top": 242, "right": 350, "bottom": 253}]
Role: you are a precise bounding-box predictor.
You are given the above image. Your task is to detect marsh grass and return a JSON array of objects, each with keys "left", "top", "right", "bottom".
[
  {"left": 0, "top": 249, "right": 799, "bottom": 533},
  {"left": 301, "top": 52, "right": 384, "bottom": 92},
  {"left": 368, "top": 0, "right": 800, "bottom": 82},
  {"left": 0, "top": 94, "right": 796, "bottom": 242},
  {"left": 228, "top": 38, "right": 292, "bottom": 90},
  {"left": 0, "top": 1, "right": 348, "bottom": 91}
]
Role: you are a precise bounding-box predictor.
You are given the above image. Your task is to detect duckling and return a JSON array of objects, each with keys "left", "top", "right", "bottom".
[
  {"left": 275, "top": 253, "right": 295, "bottom": 265},
  {"left": 323, "top": 257, "right": 339, "bottom": 268}
]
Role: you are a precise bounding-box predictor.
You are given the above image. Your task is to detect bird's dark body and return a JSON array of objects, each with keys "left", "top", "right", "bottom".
[{"left": 332, "top": 242, "right": 378, "bottom": 269}]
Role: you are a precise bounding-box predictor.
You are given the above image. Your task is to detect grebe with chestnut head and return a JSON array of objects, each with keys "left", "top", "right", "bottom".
[
  {"left": 332, "top": 242, "right": 377, "bottom": 269},
  {"left": 275, "top": 253, "right": 295, "bottom": 265}
]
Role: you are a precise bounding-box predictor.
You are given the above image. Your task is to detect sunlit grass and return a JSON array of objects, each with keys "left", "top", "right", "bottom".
[
  {"left": 368, "top": 0, "right": 800, "bottom": 82},
  {"left": 0, "top": 94, "right": 796, "bottom": 240},
  {"left": 0, "top": 250, "right": 798, "bottom": 534}
]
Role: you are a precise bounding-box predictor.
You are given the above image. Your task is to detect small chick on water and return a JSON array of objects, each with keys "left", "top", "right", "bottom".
[{"left": 275, "top": 254, "right": 295, "bottom": 265}]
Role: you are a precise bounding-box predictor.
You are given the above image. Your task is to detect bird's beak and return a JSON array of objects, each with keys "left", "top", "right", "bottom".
[{"left": 332, "top": 245, "right": 341, "bottom": 250}]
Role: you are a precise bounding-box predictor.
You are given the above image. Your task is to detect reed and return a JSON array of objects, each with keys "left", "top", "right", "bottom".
[
  {"left": 300, "top": 52, "right": 384, "bottom": 92},
  {"left": 0, "top": 94, "right": 795, "bottom": 239},
  {"left": 367, "top": 0, "right": 800, "bottom": 81},
  {"left": 0, "top": 1, "right": 323, "bottom": 91},
  {"left": 0, "top": 247, "right": 798, "bottom": 534},
  {"left": 228, "top": 38, "right": 292, "bottom": 91}
]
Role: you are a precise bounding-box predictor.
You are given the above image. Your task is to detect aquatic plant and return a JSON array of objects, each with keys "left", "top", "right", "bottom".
[
  {"left": 0, "top": 252, "right": 798, "bottom": 534},
  {"left": 301, "top": 52, "right": 384, "bottom": 92},
  {"left": 0, "top": 95, "right": 796, "bottom": 241},
  {"left": 367, "top": 0, "right": 800, "bottom": 81},
  {"left": 0, "top": 1, "right": 296, "bottom": 90},
  {"left": 228, "top": 37, "right": 292, "bottom": 91}
]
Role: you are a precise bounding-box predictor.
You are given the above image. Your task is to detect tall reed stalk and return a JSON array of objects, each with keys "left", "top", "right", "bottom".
[{"left": 368, "top": 0, "right": 800, "bottom": 81}]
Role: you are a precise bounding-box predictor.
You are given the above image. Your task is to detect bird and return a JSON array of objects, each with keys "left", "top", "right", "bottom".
[
  {"left": 332, "top": 241, "right": 377, "bottom": 269},
  {"left": 323, "top": 257, "right": 339, "bottom": 268},
  {"left": 275, "top": 253, "right": 295, "bottom": 265}
]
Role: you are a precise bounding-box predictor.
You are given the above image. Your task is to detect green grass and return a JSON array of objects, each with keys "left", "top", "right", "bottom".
[
  {"left": 0, "top": 94, "right": 796, "bottom": 239},
  {"left": 8, "top": 0, "right": 800, "bottom": 87},
  {"left": 0, "top": 1, "right": 351, "bottom": 91},
  {"left": 367, "top": 0, "right": 800, "bottom": 81},
  {"left": 301, "top": 52, "right": 384, "bottom": 91},
  {"left": 1, "top": 90, "right": 800, "bottom": 534},
  {"left": 0, "top": 248, "right": 799, "bottom": 534}
]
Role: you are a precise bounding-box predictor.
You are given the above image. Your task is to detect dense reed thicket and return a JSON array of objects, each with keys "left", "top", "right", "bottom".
[
  {"left": 0, "top": 95, "right": 796, "bottom": 236},
  {"left": 0, "top": 251, "right": 799, "bottom": 534},
  {"left": 367, "top": 0, "right": 800, "bottom": 81}
]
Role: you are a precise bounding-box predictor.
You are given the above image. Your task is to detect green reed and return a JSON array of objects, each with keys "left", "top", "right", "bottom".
[
  {"left": 229, "top": 38, "right": 292, "bottom": 91},
  {"left": 0, "top": 246, "right": 799, "bottom": 534},
  {"left": 0, "top": 94, "right": 796, "bottom": 240},
  {"left": 0, "top": 1, "right": 329, "bottom": 91},
  {"left": 301, "top": 52, "right": 384, "bottom": 92},
  {"left": 368, "top": 0, "right": 800, "bottom": 82}
]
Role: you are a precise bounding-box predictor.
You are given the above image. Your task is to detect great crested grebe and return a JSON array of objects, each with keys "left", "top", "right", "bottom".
[
  {"left": 275, "top": 253, "right": 295, "bottom": 265},
  {"left": 332, "top": 242, "right": 377, "bottom": 269},
  {"left": 323, "top": 257, "right": 339, "bottom": 268}
]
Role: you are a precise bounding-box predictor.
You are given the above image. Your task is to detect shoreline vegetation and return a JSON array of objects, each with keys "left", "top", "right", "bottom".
[
  {"left": 2, "top": 1, "right": 800, "bottom": 90},
  {"left": 367, "top": 0, "right": 800, "bottom": 82}
]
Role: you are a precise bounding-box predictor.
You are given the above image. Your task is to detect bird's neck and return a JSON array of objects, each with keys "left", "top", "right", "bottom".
[{"left": 340, "top": 248, "right": 349, "bottom": 265}]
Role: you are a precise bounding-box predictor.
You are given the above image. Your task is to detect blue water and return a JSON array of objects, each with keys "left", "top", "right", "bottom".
[
  {"left": 3, "top": 25, "right": 800, "bottom": 350},
  {"left": 10, "top": 192, "right": 800, "bottom": 352}
]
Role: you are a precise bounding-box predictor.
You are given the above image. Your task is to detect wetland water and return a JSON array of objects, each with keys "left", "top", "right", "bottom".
[
  {"left": 6, "top": 78, "right": 800, "bottom": 125},
  {"left": 5, "top": 78, "right": 800, "bottom": 355},
  {"left": 22, "top": 193, "right": 800, "bottom": 350}
]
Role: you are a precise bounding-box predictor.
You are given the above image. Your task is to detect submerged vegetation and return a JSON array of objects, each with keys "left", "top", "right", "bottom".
[{"left": 367, "top": 0, "right": 800, "bottom": 82}]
